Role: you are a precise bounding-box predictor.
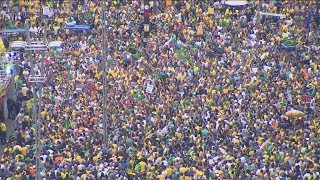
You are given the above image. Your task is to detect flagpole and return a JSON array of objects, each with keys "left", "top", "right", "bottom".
[{"left": 102, "top": 0, "right": 108, "bottom": 148}]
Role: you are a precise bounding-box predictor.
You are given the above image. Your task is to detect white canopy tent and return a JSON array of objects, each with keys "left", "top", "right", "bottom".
[
  {"left": 11, "top": 41, "right": 64, "bottom": 50},
  {"left": 10, "top": 41, "right": 27, "bottom": 50},
  {"left": 48, "top": 41, "right": 63, "bottom": 48},
  {"left": 258, "top": 11, "right": 286, "bottom": 19}
]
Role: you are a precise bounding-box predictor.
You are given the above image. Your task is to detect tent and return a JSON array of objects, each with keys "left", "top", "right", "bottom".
[
  {"left": 64, "top": 24, "right": 92, "bottom": 31},
  {"left": 259, "top": 11, "right": 286, "bottom": 19},
  {"left": 0, "top": 29, "right": 27, "bottom": 34},
  {"left": 10, "top": 41, "right": 27, "bottom": 51},
  {"left": 285, "top": 110, "right": 304, "bottom": 118},
  {"left": 48, "top": 41, "right": 63, "bottom": 48}
]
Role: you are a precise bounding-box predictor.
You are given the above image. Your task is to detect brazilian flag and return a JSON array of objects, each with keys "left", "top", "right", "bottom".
[
  {"left": 126, "top": 44, "right": 141, "bottom": 59},
  {"left": 281, "top": 36, "right": 296, "bottom": 50},
  {"left": 176, "top": 48, "right": 189, "bottom": 61},
  {"left": 282, "top": 37, "right": 295, "bottom": 47},
  {"left": 227, "top": 84, "right": 234, "bottom": 91}
]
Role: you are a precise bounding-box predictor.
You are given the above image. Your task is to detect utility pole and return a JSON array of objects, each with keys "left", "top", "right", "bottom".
[
  {"left": 102, "top": 0, "right": 108, "bottom": 148},
  {"left": 25, "top": 18, "right": 48, "bottom": 180},
  {"left": 25, "top": 20, "right": 41, "bottom": 180},
  {"left": 35, "top": 18, "right": 47, "bottom": 180}
]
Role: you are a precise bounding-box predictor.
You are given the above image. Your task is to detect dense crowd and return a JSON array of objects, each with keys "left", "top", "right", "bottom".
[{"left": 0, "top": 0, "right": 319, "bottom": 179}]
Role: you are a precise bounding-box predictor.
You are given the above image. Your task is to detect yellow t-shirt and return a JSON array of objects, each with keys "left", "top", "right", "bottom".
[
  {"left": 26, "top": 100, "right": 32, "bottom": 111},
  {"left": 41, "top": 111, "right": 47, "bottom": 119},
  {"left": 166, "top": 167, "right": 173, "bottom": 176},
  {"left": 180, "top": 167, "right": 188, "bottom": 173},
  {"left": 30, "top": 16, "right": 36, "bottom": 26},
  {"left": 139, "top": 161, "right": 147, "bottom": 172},
  {"left": 18, "top": 0, "right": 25, "bottom": 6},
  {"left": 157, "top": 174, "right": 164, "bottom": 180},
  {"left": 0, "top": 123, "right": 6, "bottom": 131},
  {"left": 21, "top": 86, "right": 29, "bottom": 96},
  {"left": 21, "top": 146, "right": 28, "bottom": 156}
]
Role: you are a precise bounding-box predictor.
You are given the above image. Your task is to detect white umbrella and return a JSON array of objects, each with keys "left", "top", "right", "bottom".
[{"left": 225, "top": 0, "right": 248, "bottom": 6}]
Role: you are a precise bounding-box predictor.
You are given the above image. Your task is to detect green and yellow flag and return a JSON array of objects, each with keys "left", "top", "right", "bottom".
[{"left": 126, "top": 44, "right": 141, "bottom": 59}]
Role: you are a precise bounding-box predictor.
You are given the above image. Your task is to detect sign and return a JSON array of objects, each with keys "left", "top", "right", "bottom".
[
  {"left": 146, "top": 83, "right": 154, "bottom": 94},
  {"left": 83, "top": 12, "right": 93, "bottom": 20},
  {"left": 43, "top": 6, "right": 50, "bottom": 16},
  {"left": 301, "top": 95, "right": 312, "bottom": 107},
  {"left": 144, "top": 24, "right": 150, "bottom": 32}
]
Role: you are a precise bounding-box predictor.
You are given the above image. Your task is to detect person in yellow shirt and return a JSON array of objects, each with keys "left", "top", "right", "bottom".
[
  {"left": 157, "top": 173, "right": 164, "bottom": 180},
  {"left": 166, "top": 166, "right": 173, "bottom": 176},
  {"left": 0, "top": 121, "right": 7, "bottom": 144},
  {"left": 21, "top": 84, "right": 29, "bottom": 97},
  {"left": 139, "top": 161, "right": 147, "bottom": 172},
  {"left": 21, "top": 146, "right": 28, "bottom": 156}
]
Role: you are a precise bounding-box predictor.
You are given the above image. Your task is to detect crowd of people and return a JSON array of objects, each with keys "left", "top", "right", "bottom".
[{"left": 0, "top": 0, "right": 319, "bottom": 179}]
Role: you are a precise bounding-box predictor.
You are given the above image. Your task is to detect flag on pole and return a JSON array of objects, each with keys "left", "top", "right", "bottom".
[{"left": 228, "top": 84, "right": 234, "bottom": 91}]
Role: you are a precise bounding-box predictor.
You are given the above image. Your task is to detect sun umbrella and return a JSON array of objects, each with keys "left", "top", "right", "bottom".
[
  {"left": 201, "top": 129, "right": 209, "bottom": 136},
  {"left": 54, "top": 156, "right": 62, "bottom": 163},
  {"left": 285, "top": 109, "right": 305, "bottom": 133},
  {"left": 225, "top": 0, "right": 248, "bottom": 6},
  {"left": 13, "top": 145, "right": 22, "bottom": 151},
  {"left": 285, "top": 109, "right": 304, "bottom": 118}
]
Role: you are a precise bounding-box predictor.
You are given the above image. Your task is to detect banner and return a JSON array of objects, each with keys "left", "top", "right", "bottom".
[
  {"left": 301, "top": 95, "right": 312, "bottom": 107},
  {"left": 83, "top": 12, "right": 93, "bottom": 20}
]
